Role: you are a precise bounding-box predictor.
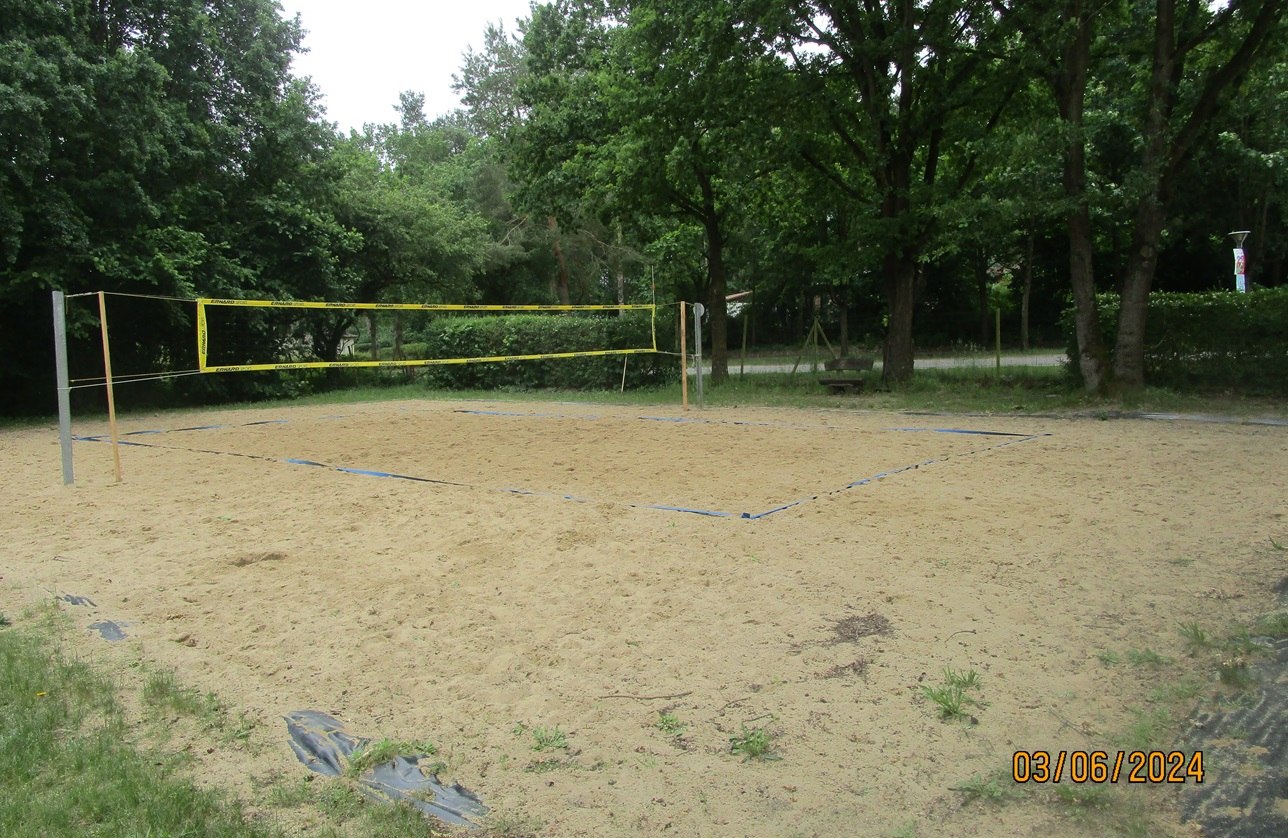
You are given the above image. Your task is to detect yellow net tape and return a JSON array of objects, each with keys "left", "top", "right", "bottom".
[{"left": 195, "top": 298, "right": 659, "bottom": 373}]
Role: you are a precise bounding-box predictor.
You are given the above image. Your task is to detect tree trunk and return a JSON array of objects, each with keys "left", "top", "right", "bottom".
[
  {"left": 976, "top": 257, "right": 991, "bottom": 347},
  {"left": 1052, "top": 0, "right": 1108, "bottom": 393},
  {"left": 1021, "top": 232, "right": 1034, "bottom": 351},
  {"left": 838, "top": 296, "right": 850, "bottom": 357},
  {"left": 548, "top": 215, "right": 571, "bottom": 306},
  {"left": 696, "top": 168, "right": 729, "bottom": 382},
  {"left": 883, "top": 257, "right": 916, "bottom": 384},
  {"left": 368, "top": 313, "right": 379, "bottom": 362},
  {"left": 1114, "top": 198, "right": 1167, "bottom": 388}
]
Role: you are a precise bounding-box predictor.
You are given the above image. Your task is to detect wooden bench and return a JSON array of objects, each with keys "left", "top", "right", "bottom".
[{"left": 819, "top": 356, "right": 874, "bottom": 394}]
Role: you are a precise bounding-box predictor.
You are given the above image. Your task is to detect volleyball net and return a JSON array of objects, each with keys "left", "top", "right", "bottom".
[{"left": 195, "top": 297, "right": 661, "bottom": 373}]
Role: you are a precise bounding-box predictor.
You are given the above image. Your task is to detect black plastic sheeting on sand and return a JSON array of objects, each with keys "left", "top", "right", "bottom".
[
  {"left": 1182, "top": 580, "right": 1288, "bottom": 838},
  {"left": 284, "top": 710, "right": 487, "bottom": 829}
]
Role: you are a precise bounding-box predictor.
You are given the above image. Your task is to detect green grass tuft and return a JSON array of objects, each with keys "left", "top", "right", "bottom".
[{"left": 729, "top": 725, "right": 780, "bottom": 761}]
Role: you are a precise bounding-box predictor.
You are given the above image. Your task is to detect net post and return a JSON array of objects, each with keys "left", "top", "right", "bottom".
[
  {"left": 693, "top": 302, "right": 705, "bottom": 408},
  {"left": 52, "top": 291, "right": 74, "bottom": 485},
  {"left": 97, "top": 291, "right": 123, "bottom": 482},
  {"left": 679, "top": 302, "right": 688, "bottom": 410}
]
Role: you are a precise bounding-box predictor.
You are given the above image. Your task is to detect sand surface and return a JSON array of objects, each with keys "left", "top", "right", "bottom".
[{"left": 3, "top": 398, "right": 1286, "bottom": 837}]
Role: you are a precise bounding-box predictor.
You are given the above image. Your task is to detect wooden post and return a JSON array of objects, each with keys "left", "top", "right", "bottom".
[
  {"left": 620, "top": 355, "right": 628, "bottom": 393},
  {"left": 98, "top": 291, "right": 123, "bottom": 482},
  {"left": 679, "top": 302, "right": 688, "bottom": 409}
]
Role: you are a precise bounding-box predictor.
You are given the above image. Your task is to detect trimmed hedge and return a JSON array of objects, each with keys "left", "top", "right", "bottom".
[
  {"left": 417, "top": 312, "right": 678, "bottom": 391},
  {"left": 1063, "top": 287, "right": 1288, "bottom": 393}
]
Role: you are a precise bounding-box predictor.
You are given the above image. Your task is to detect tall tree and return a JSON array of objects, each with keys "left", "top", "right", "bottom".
[{"left": 749, "top": 0, "right": 1018, "bottom": 383}]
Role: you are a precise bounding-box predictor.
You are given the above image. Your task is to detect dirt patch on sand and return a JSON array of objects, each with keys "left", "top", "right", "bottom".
[{"left": 2, "top": 399, "right": 1286, "bottom": 836}]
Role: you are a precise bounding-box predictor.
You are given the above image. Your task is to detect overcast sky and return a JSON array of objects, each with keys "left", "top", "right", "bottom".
[{"left": 278, "top": 0, "right": 534, "bottom": 133}]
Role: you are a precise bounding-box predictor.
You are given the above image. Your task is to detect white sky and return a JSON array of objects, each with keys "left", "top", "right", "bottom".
[{"left": 278, "top": 0, "right": 534, "bottom": 132}]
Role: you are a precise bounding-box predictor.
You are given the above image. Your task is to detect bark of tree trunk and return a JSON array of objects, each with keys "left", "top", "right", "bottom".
[
  {"left": 1021, "top": 232, "right": 1034, "bottom": 351},
  {"left": 1052, "top": 0, "right": 1108, "bottom": 392},
  {"left": 696, "top": 169, "right": 729, "bottom": 382},
  {"left": 883, "top": 257, "right": 916, "bottom": 384},
  {"left": 838, "top": 296, "right": 850, "bottom": 357},
  {"left": 548, "top": 215, "right": 571, "bottom": 306},
  {"left": 368, "top": 313, "right": 379, "bottom": 362}
]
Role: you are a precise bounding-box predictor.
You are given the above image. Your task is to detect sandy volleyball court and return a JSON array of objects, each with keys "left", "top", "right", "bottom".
[{"left": 3, "top": 398, "right": 1285, "bottom": 837}]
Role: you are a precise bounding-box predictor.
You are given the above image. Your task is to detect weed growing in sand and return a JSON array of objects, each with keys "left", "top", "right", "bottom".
[
  {"left": 529, "top": 725, "right": 569, "bottom": 752},
  {"left": 921, "top": 667, "right": 984, "bottom": 721},
  {"left": 1270, "top": 537, "right": 1285, "bottom": 551},
  {"left": 1178, "top": 622, "right": 1212, "bottom": 653},
  {"left": 1053, "top": 782, "right": 1110, "bottom": 808},
  {"left": 142, "top": 669, "right": 220, "bottom": 718},
  {"left": 0, "top": 613, "right": 9, "bottom": 628},
  {"left": 1255, "top": 612, "right": 1288, "bottom": 639},
  {"left": 1125, "top": 648, "right": 1172, "bottom": 668},
  {"left": 1113, "top": 707, "right": 1171, "bottom": 751},
  {"left": 729, "top": 724, "right": 780, "bottom": 761},
  {"left": 1097, "top": 649, "right": 1122, "bottom": 666},
  {"left": 1217, "top": 655, "right": 1254, "bottom": 689},
  {"left": 951, "top": 769, "right": 1016, "bottom": 803},
  {"left": 656, "top": 711, "right": 687, "bottom": 737},
  {"left": 890, "top": 820, "right": 920, "bottom": 838},
  {"left": 1166, "top": 556, "right": 1195, "bottom": 567},
  {"left": 346, "top": 737, "right": 440, "bottom": 777},
  {"left": 140, "top": 669, "right": 259, "bottom": 744}
]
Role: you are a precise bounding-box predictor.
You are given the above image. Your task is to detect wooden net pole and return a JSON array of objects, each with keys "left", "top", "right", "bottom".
[
  {"left": 679, "top": 302, "right": 688, "bottom": 410},
  {"left": 97, "top": 291, "right": 123, "bottom": 482}
]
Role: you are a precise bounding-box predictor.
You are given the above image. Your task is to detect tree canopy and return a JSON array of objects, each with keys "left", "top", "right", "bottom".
[{"left": 2, "top": 0, "right": 1285, "bottom": 413}]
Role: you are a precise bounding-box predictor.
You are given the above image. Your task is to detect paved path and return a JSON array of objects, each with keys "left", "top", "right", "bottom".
[{"left": 693, "top": 352, "right": 1067, "bottom": 375}]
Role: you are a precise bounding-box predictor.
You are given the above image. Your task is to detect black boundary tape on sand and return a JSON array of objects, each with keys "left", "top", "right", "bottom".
[{"left": 74, "top": 419, "right": 1050, "bottom": 519}]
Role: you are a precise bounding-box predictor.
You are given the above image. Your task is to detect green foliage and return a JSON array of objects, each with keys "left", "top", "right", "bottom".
[
  {"left": 655, "top": 711, "right": 687, "bottom": 737},
  {"left": 1063, "top": 289, "right": 1288, "bottom": 393},
  {"left": 346, "top": 737, "right": 439, "bottom": 777},
  {"left": 728, "top": 725, "right": 779, "bottom": 761},
  {"left": 921, "top": 667, "right": 985, "bottom": 721},
  {"left": 529, "top": 726, "right": 569, "bottom": 753},
  {"left": 420, "top": 312, "right": 677, "bottom": 391}
]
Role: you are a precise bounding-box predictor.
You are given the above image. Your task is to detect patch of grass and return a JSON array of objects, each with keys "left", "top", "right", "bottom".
[
  {"left": 1254, "top": 611, "right": 1288, "bottom": 639},
  {"left": 346, "top": 737, "right": 439, "bottom": 777},
  {"left": 729, "top": 724, "right": 780, "bottom": 761},
  {"left": 890, "top": 820, "right": 920, "bottom": 838},
  {"left": 529, "top": 726, "right": 568, "bottom": 752},
  {"left": 0, "top": 620, "right": 276, "bottom": 837},
  {"left": 921, "top": 667, "right": 985, "bottom": 721},
  {"left": 142, "top": 669, "right": 220, "bottom": 718},
  {"left": 1222, "top": 627, "right": 1266, "bottom": 657},
  {"left": 1217, "top": 655, "right": 1254, "bottom": 689},
  {"left": 951, "top": 768, "right": 1016, "bottom": 803},
  {"left": 0, "top": 613, "right": 10, "bottom": 628},
  {"left": 1148, "top": 675, "right": 1205, "bottom": 705},
  {"left": 140, "top": 668, "right": 259, "bottom": 744},
  {"left": 1052, "top": 782, "right": 1111, "bottom": 808},
  {"left": 264, "top": 773, "right": 316, "bottom": 808},
  {"left": 523, "top": 758, "right": 573, "bottom": 773},
  {"left": 1097, "top": 649, "right": 1122, "bottom": 666},
  {"left": 1124, "top": 648, "right": 1172, "bottom": 668},
  {"left": 1113, "top": 707, "right": 1172, "bottom": 751},
  {"left": 1178, "top": 622, "right": 1212, "bottom": 654},
  {"left": 1166, "top": 556, "right": 1195, "bottom": 567},
  {"left": 655, "top": 711, "right": 687, "bottom": 737}
]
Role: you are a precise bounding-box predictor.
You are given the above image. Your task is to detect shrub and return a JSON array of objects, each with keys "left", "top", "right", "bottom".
[
  {"left": 1063, "top": 287, "right": 1288, "bottom": 393},
  {"left": 417, "top": 311, "right": 678, "bottom": 391}
]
